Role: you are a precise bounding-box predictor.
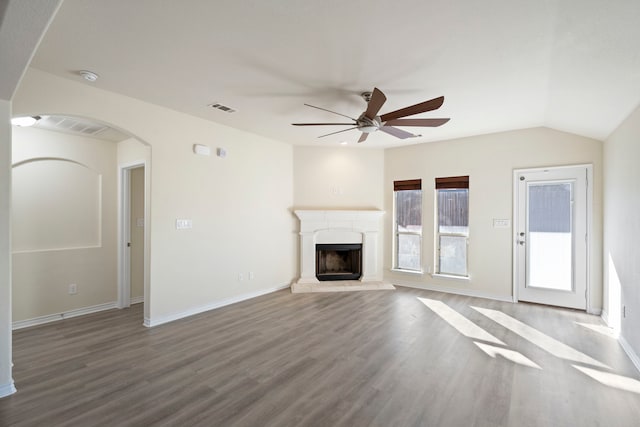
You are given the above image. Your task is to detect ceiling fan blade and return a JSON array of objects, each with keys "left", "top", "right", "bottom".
[
  {"left": 292, "top": 123, "right": 354, "bottom": 126},
  {"left": 379, "top": 126, "right": 416, "bottom": 139},
  {"left": 317, "top": 127, "right": 358, "bottom": 138},
  {"left": 364, "top": 87, "right": 387, "bottom": 120},
  {"left": 383, "top": 118, "right": 450, "bottom": 127},
  {"left": 358, "top": 133, "right": 369, "bottom": 143},
  {"left": 380, "top": 96, "right": 445, "bottom": 122},
  {"left": 304, "top": 103, "right": 357, "bottom": 121}
]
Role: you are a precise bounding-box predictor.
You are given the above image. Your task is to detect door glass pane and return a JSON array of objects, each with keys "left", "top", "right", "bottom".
[
  {"left": 397, "top": 233, "right": 421, "bottom": 271},
  {"left": 527, "top": 182, "right": 572, "bottom": 290},
  {"left": 439, "top": 235, "right": 467, "bottom": 276}
]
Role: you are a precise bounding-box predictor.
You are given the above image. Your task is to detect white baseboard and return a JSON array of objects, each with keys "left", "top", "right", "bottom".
[
  {"left": 619, "top": 334, "right": 640, "bottom": 374},
  {"left": 145, "top": 284, "right": 290, "bottom": 328},
  {"left": 12, "top": 302, "right": 117, "bottom": 330},
  {"left": 587, "top": 307, "right": 602, "bottom": 316},
  {"left": 130, "top": 295, "right": 144, "bottom": 305},
  {"left": 601, "top": 309, "right": 610, "bottom": 326},
  {"left": 0, "top": 381, "right": 16, "bottom": 398},
  {"left": 392, "top": 279, "right": 514, "bottom": 303}
]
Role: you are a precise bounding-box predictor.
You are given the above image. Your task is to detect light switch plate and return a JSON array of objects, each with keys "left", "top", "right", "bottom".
[
  {"left": 176, "top": 219, "right": 193, "bottom": 229},
  {"left": 493, "top": 219, "right": 510, "bottom": 228}
]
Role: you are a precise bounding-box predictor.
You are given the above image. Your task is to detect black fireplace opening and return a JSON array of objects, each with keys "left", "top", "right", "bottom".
[{"left": 316, "top": 243, "right": 362, "bottom": 281}]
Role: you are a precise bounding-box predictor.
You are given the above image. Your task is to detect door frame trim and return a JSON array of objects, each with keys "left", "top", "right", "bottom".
[
  {"left": 117, "top": 160, "right": 147, "bottom": 310},
  {"left": 512, "top": 164, "right": 594, "bottom": 311}
]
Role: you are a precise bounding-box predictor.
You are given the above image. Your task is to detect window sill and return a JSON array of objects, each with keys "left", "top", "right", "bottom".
[
  {"left": 431, "top": 273, "right": 470, "bottom": 282},
  {"left": 390, "top": 268, "right": 424, "bottom": 276}
]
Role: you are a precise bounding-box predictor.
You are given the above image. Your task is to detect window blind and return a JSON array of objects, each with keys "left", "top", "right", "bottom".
[
  {"left": 435, "top": 176, "right": 469, "bottom": 189},
  {"left": 394, "top": 179, "right": 421, "bottom": 191}
]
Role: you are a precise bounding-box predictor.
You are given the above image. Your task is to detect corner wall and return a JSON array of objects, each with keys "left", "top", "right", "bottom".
[
  {"left": 603, "top": 104, "right": 640, "bottom": 367},
  {"left": 0, "top": 99, "right": 16, "bottom": 397},
  {"left": 384, "top": 127, "right": 603, "bottom": 306}
]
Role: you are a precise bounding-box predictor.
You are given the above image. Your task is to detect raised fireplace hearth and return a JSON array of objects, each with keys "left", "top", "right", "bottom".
[{"left": 291, "top": 210, "right": 394, "bottom": 293}]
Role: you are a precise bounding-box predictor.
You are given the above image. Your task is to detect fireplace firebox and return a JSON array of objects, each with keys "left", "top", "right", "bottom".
[{"left": 315, "top": 244, "right": 362, "bottom": 281}]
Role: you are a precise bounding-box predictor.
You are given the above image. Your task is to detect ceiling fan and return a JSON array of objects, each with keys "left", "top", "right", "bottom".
[{"left": 292, "top": 87, "right": 449, "bottom": 143}]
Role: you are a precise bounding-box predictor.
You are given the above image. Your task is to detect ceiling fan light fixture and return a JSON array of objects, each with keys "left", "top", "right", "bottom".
[{"left": 359, "top": 125, "right": 378, "bottom": 133}]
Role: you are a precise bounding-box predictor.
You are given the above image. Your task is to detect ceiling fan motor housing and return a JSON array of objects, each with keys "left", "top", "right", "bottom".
[{"left": 356, "top": 113, "right": 381, "bottom": 133}]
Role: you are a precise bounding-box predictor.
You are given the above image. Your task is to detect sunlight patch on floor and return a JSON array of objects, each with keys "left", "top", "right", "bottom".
[
  {"left": 573, "top": 365, "right": 640, "bottom": 394},
  {"left": 474, "top": 342, "right": 541, "bottom": 369},
  {"left": 472, "top": 306, "right": 610, "bottom": 370},
  {"left": 575, "top": 322, "right": 618, "bottom": 339},
  {"left": 418, "top": 298, "right": 504, "bottom": 345}
]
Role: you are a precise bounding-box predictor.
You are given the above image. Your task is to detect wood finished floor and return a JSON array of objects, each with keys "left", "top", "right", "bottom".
[{"left": 1, "top": 287, "right": 639, "bottom": 427}]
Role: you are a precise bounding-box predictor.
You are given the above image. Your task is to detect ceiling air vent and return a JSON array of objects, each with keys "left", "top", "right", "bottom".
[
  {"left": 37, "top": 115, "right": 109, "bottom": 136},
  {"left": 208, "top": 103, "right": 237, "bottom": 113}
]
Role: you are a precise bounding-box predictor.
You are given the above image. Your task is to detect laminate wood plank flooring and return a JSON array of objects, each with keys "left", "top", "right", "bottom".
[{"left": 1, "top": 286, "right": 639, "bottom": 426}]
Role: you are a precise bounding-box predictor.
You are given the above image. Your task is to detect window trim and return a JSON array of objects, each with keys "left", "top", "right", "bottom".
[{"left": 393, "top": 179, "right": 423, "bottom": 272}]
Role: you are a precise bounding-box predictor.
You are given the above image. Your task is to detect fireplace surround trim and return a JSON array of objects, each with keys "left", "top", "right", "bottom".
[{"left": 292, "top": 210, "right": 386, "bottom": 290}]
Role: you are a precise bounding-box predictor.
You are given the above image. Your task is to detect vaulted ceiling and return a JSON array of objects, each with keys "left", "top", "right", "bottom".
[{"left": 22, "top": 0, "right": 640, "bottom": 147}]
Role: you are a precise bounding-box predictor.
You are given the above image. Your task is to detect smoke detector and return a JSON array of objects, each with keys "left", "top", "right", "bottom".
[{"left": 79, "top": 70, "right": 99, "bottom": 82}]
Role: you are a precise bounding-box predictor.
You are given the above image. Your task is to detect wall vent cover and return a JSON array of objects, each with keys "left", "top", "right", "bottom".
[
  {"left": 37, "top": 115, "right": 109, "bottom": 136},
  {"left": 208, "top": 103, "right": 237, "bottom": 113}
]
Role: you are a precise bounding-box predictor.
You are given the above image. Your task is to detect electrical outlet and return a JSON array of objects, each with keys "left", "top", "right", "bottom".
[
  {"left": 68, "top": 284, "right": 77, "bottom": 295},
  {"left": 238, "top": 273, "right": 244, "bottom": 281}
]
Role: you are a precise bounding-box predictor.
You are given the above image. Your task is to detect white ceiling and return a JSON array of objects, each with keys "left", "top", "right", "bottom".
[
  {"left": 0, "top": 0, "right": 61, "bottom": 100},
  {"left": 28, "top": 0, "right": 640, "bottom": 148}
]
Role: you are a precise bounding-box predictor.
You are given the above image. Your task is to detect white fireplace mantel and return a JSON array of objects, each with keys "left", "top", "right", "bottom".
[{"left": 292, "top": 210, "right": 390, "bottom": 292}]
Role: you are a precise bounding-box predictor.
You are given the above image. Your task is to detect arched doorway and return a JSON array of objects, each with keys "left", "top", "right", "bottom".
[{"left": 10, "top": 114, "right": 151, "bottom": 327}]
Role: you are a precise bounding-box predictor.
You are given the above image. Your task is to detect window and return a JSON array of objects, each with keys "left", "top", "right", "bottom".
[
  {"left": 436, "top": 176, "right": 469, "bottom": 276},
  {"left": 394, "top": 179, "right": 422, "bottom": 271}
]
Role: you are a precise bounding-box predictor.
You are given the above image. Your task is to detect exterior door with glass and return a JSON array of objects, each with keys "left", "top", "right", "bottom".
[{"left": 515, "top": 166, "right": 589, "bottom": 310}]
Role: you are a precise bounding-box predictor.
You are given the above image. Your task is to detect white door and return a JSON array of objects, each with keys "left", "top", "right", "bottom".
[{"left": 515, "top": 166, "right": 589, "bottom": 309}]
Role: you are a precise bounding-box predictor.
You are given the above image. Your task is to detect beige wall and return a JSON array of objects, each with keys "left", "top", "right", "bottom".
[
  {"left": 11, "top": 126, "right": 118, "bottom": 321},
  {"left": 603, "top": 104, "right": 640, "bottom": 358},
  {"left": 13, "top": 68, "right": 296, "bottom": 325},
  {"left": 0, "top": 99, "right": 14, "bottom": 396},
  {"left": 293, "top": 146, "right": 384, "bottom": 210},
  {"left": 384, "top": 127, "right": 603, "bottom": 308}
]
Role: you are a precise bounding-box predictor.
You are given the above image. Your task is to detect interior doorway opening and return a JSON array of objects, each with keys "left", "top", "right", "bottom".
[{"left": 119, "top": 163, "right": 146, "bottom": 309}]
